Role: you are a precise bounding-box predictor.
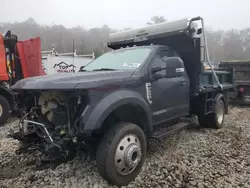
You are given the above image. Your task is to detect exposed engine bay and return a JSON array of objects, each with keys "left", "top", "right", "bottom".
[
  {"left": 10, "top": 90, "right": 89, "bottom": 167},
  {"left": 39, "top": 92, "right": 67, "bottom": 125}
]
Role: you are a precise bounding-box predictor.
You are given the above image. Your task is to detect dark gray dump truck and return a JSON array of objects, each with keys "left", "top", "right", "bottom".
[
  {"left": 9, "top": 17, "right": 234, "bottom": 186},
  {"left": 219, "top": 60, "right": 250, "bottom": 104}
]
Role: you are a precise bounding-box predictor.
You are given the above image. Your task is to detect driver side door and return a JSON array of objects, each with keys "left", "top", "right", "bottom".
[{"left": 149, "top": 50, "right": 188, "bottom": 125}]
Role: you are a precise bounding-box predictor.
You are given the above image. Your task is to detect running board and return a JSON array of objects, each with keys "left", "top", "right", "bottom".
[{"left": 152, "top": 122, "right": 189, "bottom": 139}]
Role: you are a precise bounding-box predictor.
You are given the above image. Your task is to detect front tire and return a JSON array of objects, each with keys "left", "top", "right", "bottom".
[
  {"left": 0, "top": 95, "right": 10, "bottom": 126},
  {"left": 198, "top": 99, "right": 225, "bottom": 129},
  {"left": 96, "top": 122, "right": 146, "bottom": 186}
]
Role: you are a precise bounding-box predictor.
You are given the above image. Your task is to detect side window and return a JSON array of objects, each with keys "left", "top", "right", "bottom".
[
  {"left": 151, "top": 57, "right": 167, "bottom": 76},
  {"left": 151, "top": 50, "right": 175, "bottom": 76},
  {"left": 159, "top": 50, "right": 175, "bottom": 61},
  {"left": 152, "top": 57, "right": 166, "bottom": 76}
]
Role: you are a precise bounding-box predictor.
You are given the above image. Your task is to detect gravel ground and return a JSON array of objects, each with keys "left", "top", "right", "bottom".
[{"left": 0, "top": 106, "right": 250, "bottom": 188}]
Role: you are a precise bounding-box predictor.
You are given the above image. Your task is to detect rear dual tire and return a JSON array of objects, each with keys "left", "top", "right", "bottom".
[
  {"left": 96, "top": 122, "right": 146, "bottom": 186},
  {"left": 198, "top": 99, "right": 225, "bottom": 129}
]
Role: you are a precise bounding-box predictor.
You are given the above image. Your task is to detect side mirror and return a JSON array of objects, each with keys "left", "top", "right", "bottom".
[{"left": 165, "top": 57, "right": 185, "bottom": 78}]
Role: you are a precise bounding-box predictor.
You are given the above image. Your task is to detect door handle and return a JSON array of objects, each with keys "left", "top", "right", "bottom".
[{"left": 180, "top": 81, "right": 188, "bottom": 86}]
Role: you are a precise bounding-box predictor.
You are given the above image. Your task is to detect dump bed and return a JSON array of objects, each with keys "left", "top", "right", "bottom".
[
  {"left": 108, "top": 17, "right": 234, "bottom": 96},
  {"left": 218, "top": 61, "right": 250, "bottom": 103},
  {"left": 219, "top": 61, "right": 250, "bottom": 86}
]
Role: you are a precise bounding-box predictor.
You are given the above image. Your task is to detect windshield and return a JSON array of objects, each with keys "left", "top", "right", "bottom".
[{"left": 82, "top": 47, "right": 152, "bottom": 71}]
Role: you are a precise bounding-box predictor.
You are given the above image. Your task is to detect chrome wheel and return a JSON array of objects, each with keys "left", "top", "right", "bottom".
[
  {"left": 0, "top": 104, "right": 2, "bottom": 117},
  {"left": 114, "top": 134, "right": 142, "bottom": 176},
  {"left": 216, "top": 100, "right": 224, "bottom": 124}
]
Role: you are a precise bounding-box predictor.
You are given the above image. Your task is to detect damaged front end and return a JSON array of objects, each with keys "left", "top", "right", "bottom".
[{"left": 9, "top": 90, "right": 90, "bottom": 167}]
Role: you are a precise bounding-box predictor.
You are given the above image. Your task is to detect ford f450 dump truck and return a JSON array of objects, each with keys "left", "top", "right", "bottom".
[{"left": 9, "top": 17, "right": 234, "bottom": 186}]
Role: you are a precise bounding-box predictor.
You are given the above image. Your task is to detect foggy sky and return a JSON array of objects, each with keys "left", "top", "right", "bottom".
[{"left": 2, "top": 0, "right": 250, "bottom": 30}]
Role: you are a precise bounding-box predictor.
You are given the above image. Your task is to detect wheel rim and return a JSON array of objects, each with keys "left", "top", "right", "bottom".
[
  {"left": 216, "top": 101, "right": 224, "bottom": 124},
  {"left": 0, "top": 104, "right": 2, "bottom": 117},
  {"left": 114, "top": 134, "right": 142, "bottom": 176}
]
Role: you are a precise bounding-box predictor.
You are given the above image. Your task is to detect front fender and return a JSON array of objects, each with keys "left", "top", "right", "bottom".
[{"left": 82, "top": 89, "right": 152, "bottom": 134}]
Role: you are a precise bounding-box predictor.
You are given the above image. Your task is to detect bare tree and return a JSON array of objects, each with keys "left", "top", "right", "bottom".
[
  {"left": 223, "top": 29, "right": 246, "bottom": 60},
  {"left": 147, "top": 16, "right": 167, "bottom": 25},
  {"left": 206, "top": 30, "right": 225, "bottom": 61},
  {"left": 241, "top": 28, "right": 250, "bottom": 59}
]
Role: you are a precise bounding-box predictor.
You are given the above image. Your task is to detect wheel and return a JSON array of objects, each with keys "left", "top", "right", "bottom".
[
  {"left": 96, "top": 122, "right": 147, "bottom": 186},
  {"left": 0, "top": 95, "right": 10, "bottom": 126},
  {"left": 198, "top": 99, "right": 225, "bottom": 129}
]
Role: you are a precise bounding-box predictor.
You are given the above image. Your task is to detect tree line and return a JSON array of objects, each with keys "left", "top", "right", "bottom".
[{"left": 1, "top": 16, "right": 250, "bottom": 61}]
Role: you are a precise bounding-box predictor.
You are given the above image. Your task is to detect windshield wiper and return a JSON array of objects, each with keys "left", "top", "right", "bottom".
[
  {"left": 92, "top": 68, "right": 117, "bottom": 71},
  {"left": 78, "top": 69, "right": 89, "bottom": 72},
  {"left": 78, "top": 66, "right": 90, "bottom": 72}
]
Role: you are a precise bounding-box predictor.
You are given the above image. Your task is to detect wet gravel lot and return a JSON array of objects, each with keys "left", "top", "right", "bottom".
[{"left": 0, "top": 106, "right": 250, "bottom": 188}]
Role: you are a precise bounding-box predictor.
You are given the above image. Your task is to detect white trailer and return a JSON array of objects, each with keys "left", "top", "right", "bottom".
[{"left": 42, "top": 49, "right": 95, "bottom": 75}]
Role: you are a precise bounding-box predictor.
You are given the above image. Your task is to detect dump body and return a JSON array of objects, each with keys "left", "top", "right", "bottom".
[
  {"left": 219, "top": 61, "right": 250, "bottom": 104},
  {"left": 0, "top": 31, "right": 45, "bottom": 84},
  {"left": 17, "top": 37, "right": 46, "bottom": 78}
]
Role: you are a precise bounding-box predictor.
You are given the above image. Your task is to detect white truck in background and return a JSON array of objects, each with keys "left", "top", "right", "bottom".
[{"left": 42, "top": 48, "right": 95, "bottom": 75}]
